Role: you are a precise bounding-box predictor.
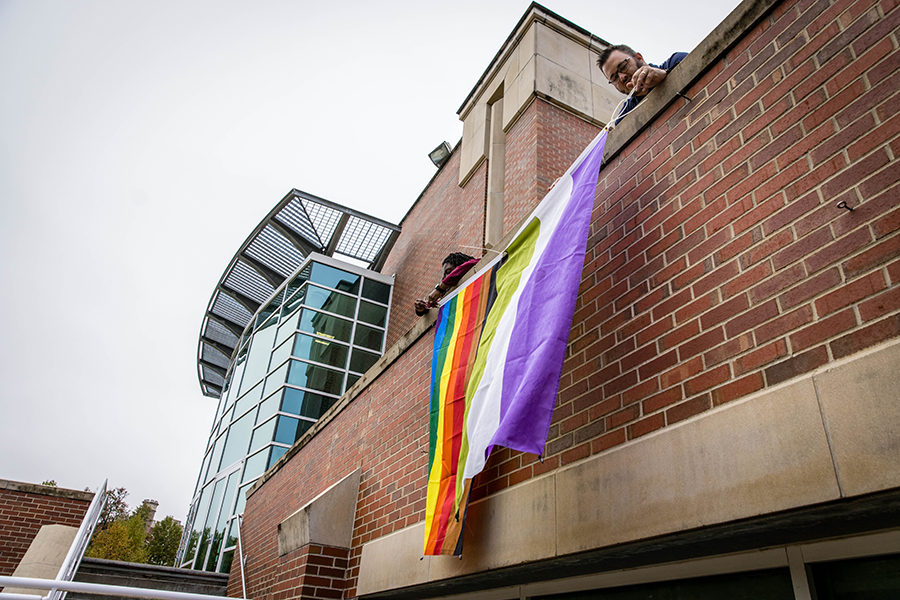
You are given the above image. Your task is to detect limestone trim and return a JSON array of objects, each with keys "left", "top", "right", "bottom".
[
  {"left": 356, "top": 340, "right": 900, "bottom": 594},
  {"left": 0, "top": 480, "right": 94, "bottom": 503}
]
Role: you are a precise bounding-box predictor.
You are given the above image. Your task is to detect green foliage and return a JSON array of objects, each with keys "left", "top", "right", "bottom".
[
  {"left": 146, "top": 516, "right": 183, "bottom": 566},
  {"left": 86, "top": 504, "right": 151, "bottom": 563},
  {"left": 86, "top": 489, "right": 185, "bottom": 566},
  {"left": 96, "top": 486, "right": 130, "bottom": 532},
  {"left": 41, "top": 479, "right": 58, "bottom": 487}
]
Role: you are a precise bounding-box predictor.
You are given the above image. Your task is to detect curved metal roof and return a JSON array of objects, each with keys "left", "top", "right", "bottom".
[{"left": 197, "top": 189, "right": 401, "bottom": 398}]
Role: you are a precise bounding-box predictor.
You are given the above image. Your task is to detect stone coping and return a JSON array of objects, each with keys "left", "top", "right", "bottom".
[{"left": 0, "top": 479, "right": 94, "bottom": 502}]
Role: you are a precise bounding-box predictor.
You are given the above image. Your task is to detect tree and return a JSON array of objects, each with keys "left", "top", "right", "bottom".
[
  {"left": 85, "top": 504, "right": 151, "bottom": 563},
  {"left": 146, "top": 517, "right": 183, "bottom": 566},
  {"left": 96, "top": 486, "right": 130, "bottom": 532}
]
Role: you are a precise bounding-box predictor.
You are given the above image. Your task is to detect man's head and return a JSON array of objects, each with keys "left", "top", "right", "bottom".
[
  {"left": 442, "top": 252, "right": 475, "bottom": 277},
  {"left": 597, "top": 44, "right": 647, "bottom": 95}
]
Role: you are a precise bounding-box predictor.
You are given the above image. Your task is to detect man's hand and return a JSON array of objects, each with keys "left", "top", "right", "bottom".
[
  {"left": 628, "top": 65, "right": 667, "bottom": 96},
  {"left": 415, "top": 298, "right": 429, "bottom": 315}
]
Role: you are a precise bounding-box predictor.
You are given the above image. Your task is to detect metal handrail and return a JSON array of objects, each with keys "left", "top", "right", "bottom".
[{"left": 0, "top": 577, "right": 234, "bottom": 600}]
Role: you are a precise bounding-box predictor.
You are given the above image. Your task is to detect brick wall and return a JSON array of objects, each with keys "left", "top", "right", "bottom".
[
  {"left": 238, "top": 0, "right": 900, "bottom": 597},
  {"left": 0, "top": 480, "right": 93, "bottom": 576},
  {"left": 381, "top": 150, "right": 486, "bottom": 350}
]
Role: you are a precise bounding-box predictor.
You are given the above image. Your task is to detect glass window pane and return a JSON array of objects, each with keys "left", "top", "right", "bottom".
[
  {"left": 225, "top": 518, "right": 240, "bottom": 550},
  {"left": 206, "top": 434, "right": 225, "bottom": 484},
  {"left": 298, "top": 309, "right": 352, "bottom": 343},
  {"left": 263, "top": 361, "right": 289, "bottom": 399},
  {"left": 268, "top": 445, "right": 288, "bottom": 469},
  {"left": 205, "top": 471, "right": 239, "bottom": 571},
  {"left": 241, "top": 448, "right": 268, "bottom": 483},
  {"left": 345, "top": 373, "right": 360, "bottom": 393},
  {"left": 282, "top": 285, "right": 306, "bottom": 324},
  {"left": 358, "top": 300, "right": 387, "bottom": 327},
  {"left": 287, "top": 359, "right": 344, "bottom": 396},
  {"left": 276, "top": 307, "right": 302, "bottom": 347},
  {"left": 810, "top": 553, "right": 900, "bottom": 599},
  {"left": 219, "top": 549, "right": 235, "bottom": 574},
  {"left": 194, "top": 477, "right": 226, "bottom": 574},
  {"left": 354, "top": 324, "right": 384, "bottom": 351},
  {"left": 232, "top": 381, "right": 262, "bottom": 422},
  {"left": 350, "top": 348, "right": 380, "bottom": 374},
  {"left": 234, "top": 481, "right": 253, "bottom": 515},
  {"left": 239, "top": 316, "right": 279, "bottom": 393},
  {"left": 362, "top": 278, "right": 391, "bottom": 304},
  {"left": 184, "top": 483, "right": 215, "bottom": 567},
  {"left": 257, "top": 391, "right": 281, "bottom": 425},
  {"left": 285, "top": 265, "right": 311, "bottom": 301},
  {"left": 218, "top": 410, "right": 254, "bottom": 471},
  {"left": 270, "top": 335, "right": 293, "bottom": 372},
  {"left": 229, "top": 346, "right": 248, "bottom": 400},
  {"left": 306, "top": 284, "right": 357, "bottom": 318},
  {"left": 255, "top": 290, "right": 284, "bottom": 329},
  {"left": 281, "top": 388, "right": 336, "bottom": 420},
  {"left": 249, "top": 417, "right": 277, "bottom": 454},
  {"left": 311, "top": 262, "right": 360, "bottom": 294},
  {"left": 274, "top": 416, "right": 299, "bottom": 445},
  {"left": 293, "top": 333, "right": 348, "bottom": 369}
]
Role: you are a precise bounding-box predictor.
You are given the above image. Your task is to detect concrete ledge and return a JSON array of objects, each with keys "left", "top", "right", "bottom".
[
  {"left": 278, "top": 469, "right": 360, "bottom": 554},
  {"left": 0, "top": 480, "right": 94, "bottom": 502},
  {"left": 4, "top": 525, "right": 78, "bottom": 596},
  {"left": 357, "top": 340, "right": 900, "bottom": 596}
]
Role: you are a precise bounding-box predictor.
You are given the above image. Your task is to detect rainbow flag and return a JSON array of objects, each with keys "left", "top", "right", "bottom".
[{"left": 424, "top": 129, "right": 609, "bottom": 556}]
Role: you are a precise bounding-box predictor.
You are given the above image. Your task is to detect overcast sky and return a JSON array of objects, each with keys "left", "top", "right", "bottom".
[{"left": 0, "top": 0, "right": 741, "bottom": 521}]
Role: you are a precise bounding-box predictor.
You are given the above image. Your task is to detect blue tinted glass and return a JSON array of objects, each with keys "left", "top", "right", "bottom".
[
  {"left": 234, "top": 482, "right": 253, "bottom": 515},
  {"left": 228, "top": 348, "right": 248, "bottom": 403},
  {"left": 298, "top": 309, "right": 352, "bottom": 342},
  {"left": 205, "top": 471, "right": 239, "bottom": 571},
  {"left": 311, "top": 262, "right": 360, "bottom": 294},
  {"left": 241, "top": 448, "right": 268, "bottom": 483},
  {"left": 276, "top": 308, "right": 301, "bottom": 346},
  {"left": 206, "top": 434, "right": 225, "bottom": 483},
  {"left": 257, "top": 391, "right": 280, "bottom": 425},
  {"left": 249, "top": 417, "right": 277, "bottom": 454},
  {"left": 287, "top": 359, "right": 344, "bottom": 396},
  {"left": 232, "top": 381, "right": 262, "bottom": 422},
  {"left": 273, "top": 416, "right": 299, "bottom": 445},
  {"left": 306, "top": 284, "right": 357, "bottom": 318},
  {"left": 218, "top": 410, "right": 254, "bottom": 471},
  {"left": 268, "top": 446, "right": 288, "bottom": 469},
  {"left": 282, "top": 285, "right": 307, "bottom": 318},
  {"left": 255, "top": 289, "right": 284, "bottom": 329},
  {"left": 270, "top": 335, "right": 293, "bottom": 371},
  {"left": 239, "top": 316, "right": 278, "bottom": 395},
  {"left": 285, "top": 265, "right": 311, "bottom": 300},
  {"left": 362, "top": 278, "right": 391, "bottom": 304},
  {"left": 357, "top": 300, "right": 387, "bottom": 327},
  {"left": 293, "top": 333, "right": 348, "bottom": 369},
  {"left": 281, "top": 388, "right": 336, "bottom": 419},
  {"left": 263, "top": 362, "right": 289, "bottom": 398}
]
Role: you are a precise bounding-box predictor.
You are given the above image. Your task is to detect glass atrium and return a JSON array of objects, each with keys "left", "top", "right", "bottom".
[
  {"left": 180, "top": 255, "right": 393, "bottom": 572},
  {"left": 179, "top": 190, "right": 399, "bottom": 573}
]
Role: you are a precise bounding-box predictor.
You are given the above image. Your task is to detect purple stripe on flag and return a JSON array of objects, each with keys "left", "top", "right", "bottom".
[{"left": 491, "top": 133, "right": 608, "bottom": 455}]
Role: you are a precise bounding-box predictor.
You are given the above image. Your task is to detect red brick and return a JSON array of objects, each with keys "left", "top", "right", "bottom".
[
  {"left": 780, "top": 267, "right": 842, "bottom": 309},
  {"left": 712, "top": 372, "right": 765, "bottom": 406},
  {"left": 757, "top": 305, "right": 815, "bottom": 343},
  {"left": 842, "top": 233, "right": 900, "bottom": 277},
  {"left": 660, "top": 357, "right": 704, "bottom": 388},
  {"left": 831, "top": 314, "right": 900, "bottom": 358},
  {"left": 627, "top": 413, "right": 665, "bottom": 440},
  {"left": 666, "top": 395, "right": 712, "bottom": 424},
  {"left": 705, "top": 334, "right": 755, "bottom": 366},
  {"left": 765, "top": 345, "right": 829, "bottom": 385},
  {"left": 701, "top": 294, "right": 750, "bottom": 330},
  {"left": 735, "top": 339, "right": 789, "bottom": 375},
  {"left": 816, "top": 271, "right": 886, "bottom": 315},
  {"left": 685, "top": 364, "right": 731, "bottom": 396},
  {"left": 790, "top": 309, "right": 858, "bottom": 351},
  {"left": 859, "top": 286, "right": 900, "bottom": 322},
  {"left": 592, "top": 428, "right": 627, "bottom": 453}
]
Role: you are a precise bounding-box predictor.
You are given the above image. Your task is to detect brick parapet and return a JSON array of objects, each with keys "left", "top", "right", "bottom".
[
  {"left": 0, "top": 481, "right": 93, "bottom": 577},
  {"left": 238, "top": 0, "right": 900, "bottom": 597}
]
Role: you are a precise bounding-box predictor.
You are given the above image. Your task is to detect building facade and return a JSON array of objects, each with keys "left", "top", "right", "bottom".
[
  {"left": 179, "top": 192, "right": 399, "bottom": 574},
  {"left": 211, "top": 0, "right": 898, "bottom": 598}
]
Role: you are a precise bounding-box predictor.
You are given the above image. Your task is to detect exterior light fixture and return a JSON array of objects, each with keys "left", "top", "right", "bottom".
[{"left": 428, "top": 142, "right": 452, "bottom": 168}]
